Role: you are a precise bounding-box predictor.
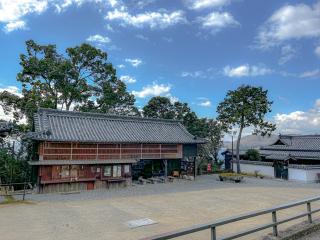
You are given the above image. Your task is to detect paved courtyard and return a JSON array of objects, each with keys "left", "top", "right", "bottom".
[{"left": 1, "top": 175, "right": 320, "bottom": 240}]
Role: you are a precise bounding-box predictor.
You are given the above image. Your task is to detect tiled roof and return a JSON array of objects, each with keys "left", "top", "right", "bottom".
[
  {"left": 28, "top": 108, "right": 206, "bottom": 144},
  {"left": 261, "top": 135, "right": 320, "bottom": 160}
]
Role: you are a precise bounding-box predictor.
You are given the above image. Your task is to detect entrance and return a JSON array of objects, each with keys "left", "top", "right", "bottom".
[{"left": 274, "top": 161, "right": 288, "bottom": 180}]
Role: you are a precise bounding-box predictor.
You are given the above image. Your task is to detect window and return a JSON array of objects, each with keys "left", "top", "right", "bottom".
[
  {"left": 60, "top": 166, "right": 69, "bottom": 178},
  {"left": 112, "top": 165, "right": 122, "bottom": 177},
  {"left": 124, "top": 165, "right": 130, "bottom": 174},
  {"left": 104, "top": 166, "right": 112, "bottom": 177}
]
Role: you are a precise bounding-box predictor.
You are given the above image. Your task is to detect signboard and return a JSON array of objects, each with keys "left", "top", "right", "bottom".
[
  {"left": 126, "top": 218, "right": 158, "bottom": 229},
  {"left": 207, "top": 163, "right": 212, "bottom": 172}
]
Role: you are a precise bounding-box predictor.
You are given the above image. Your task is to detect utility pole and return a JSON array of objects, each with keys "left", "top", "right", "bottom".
[
  {"left": 193, "top": 157, "right": 196, "bottom": 180},
  {"left": 231, "top": 130, "right": 237, "bottom": 172}
]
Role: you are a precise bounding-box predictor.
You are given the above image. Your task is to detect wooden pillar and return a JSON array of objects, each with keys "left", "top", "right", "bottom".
[{"left": 164, "top": 159, "right": 168, "bottom": 178}]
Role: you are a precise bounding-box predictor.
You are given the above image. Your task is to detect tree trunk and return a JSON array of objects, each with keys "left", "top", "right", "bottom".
[
  {"left": 236, "top": 126, "right": 243, "bottom": 174},
  {"left": 65, "top": 98, "right": 74, "bottom": 111}
]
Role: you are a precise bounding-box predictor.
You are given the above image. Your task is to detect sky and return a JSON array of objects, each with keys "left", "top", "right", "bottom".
[{"left": 0, "top": 0, "right": 320, "bottom": 135}]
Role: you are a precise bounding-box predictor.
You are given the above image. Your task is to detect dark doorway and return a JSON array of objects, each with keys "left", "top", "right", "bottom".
[{"left": 274, "top": 161, "right": 288, "bottom": 180}]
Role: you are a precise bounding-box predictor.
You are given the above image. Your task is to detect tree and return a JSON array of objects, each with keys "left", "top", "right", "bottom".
[
  {"left": 217, "top": 85, "right": 276, "bottom": 173},
  {"left": 245, "top": 149, "right": 261, "bottom": 161},
  {"left": 142, "top": 96, "right": 175, "bottom": 119},
  {"left": 81, "top": 74, "right": 139, "bottom": 116},
  {"left": 205, "top": 119, "right": 224, "bottom": 162},
  {"left": 0, "top": 91, "right": 22, "bottom": 122},
  {"left": 0, "top": 121, "right": 31, "bottom": 184},
  {"left": 11, "top": 40, "right": 138, "bottom": 125},
  {"left": 142, "top": 96, "right": 210, "bottom": 137}
]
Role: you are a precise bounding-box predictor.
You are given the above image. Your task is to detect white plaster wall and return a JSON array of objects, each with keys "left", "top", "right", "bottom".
[
  {"left": 305, "top": 169, "right": 320, "bottom": 182},
  {"left": 288, "top": 168, "right": 307, "bottom": 182},
  {"left": 287, "top": 168, "right": 320, "bottom": 182},
  {"left": 234, "top": 162, "right": 320, "bottom": 182},
  {"left": 233, "top": 163, "right": 274, "bottom": 178}
]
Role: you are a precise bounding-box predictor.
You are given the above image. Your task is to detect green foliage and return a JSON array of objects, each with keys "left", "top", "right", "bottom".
[
  {"left": 142, "top": 96, "right": 209, "bottom": 137},
  {"left": 217, "top": 85, "right": 276, "bottom": 173},
  {"left": 0, "top": 148, "right": 30, "bottom": 184},
  {"left": 217, "top": 85, "right": 276, "bottom": 134},
  {"left": 199, "top": 120, "right": 224, "bottom": 162},
  {"left": 245, "top": 149, "right": 261, "bottom": 161},
  {"left": 2, "top": 40, "right": 139, "bottom": 127},
  {"left": 142, "top": 96, "right": 175, "bottom": 119}
]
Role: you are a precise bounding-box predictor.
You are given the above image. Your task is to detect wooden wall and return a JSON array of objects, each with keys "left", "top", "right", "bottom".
[{"left": 39, "top": 142, "right": 183, "bottom": 161}]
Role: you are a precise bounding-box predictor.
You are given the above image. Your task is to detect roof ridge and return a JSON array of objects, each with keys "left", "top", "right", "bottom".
[
  {"left": 280, "top": 134, "right": 320, "bottom": 138},
  {"left": 38, "top": 108, "right": 182, "bottom": 124}
]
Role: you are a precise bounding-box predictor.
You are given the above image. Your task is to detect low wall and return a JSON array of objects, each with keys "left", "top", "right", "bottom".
[
  {"left": 288, "top": 167, "right": 320, "bottom": 183},
  {"left": 233, "top": 161, "right": 274, "bottom": 178},
  {"left": 233, "top": 161, "right": 320, "bottom": 182}
]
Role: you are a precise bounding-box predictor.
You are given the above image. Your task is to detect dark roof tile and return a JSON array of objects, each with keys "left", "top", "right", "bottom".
[{"left": 28, "top": 108, "right": 205, "bottom": 144}]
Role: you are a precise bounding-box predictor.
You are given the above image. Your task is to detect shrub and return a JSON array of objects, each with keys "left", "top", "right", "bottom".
[
  {"left": 0, "top": 149, "right": 30, "bottom": 184},
  {"left": 245, "top": 149, "right": 261, "bottom": 161}
]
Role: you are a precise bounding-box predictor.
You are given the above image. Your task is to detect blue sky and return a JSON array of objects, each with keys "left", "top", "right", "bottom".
[{"left": 0, "top": 0, "right": 320, "bottom": 134}]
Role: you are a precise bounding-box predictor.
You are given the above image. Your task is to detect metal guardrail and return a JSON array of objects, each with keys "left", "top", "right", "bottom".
[{"left": 141, "top": 196, "right": 320, "bottom": 240}]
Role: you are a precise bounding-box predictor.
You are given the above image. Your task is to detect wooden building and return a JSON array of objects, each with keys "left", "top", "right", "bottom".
[{"left": 28, "top": 108, "right": 205, "bottom": 193}]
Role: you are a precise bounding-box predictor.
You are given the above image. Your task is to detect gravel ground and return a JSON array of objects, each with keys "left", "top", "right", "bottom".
[
  {"left": 1, "top": 175, "right": 320, "bottom": 240},
  {"left": 300, "top": 230, "right": 320, "bottom": 240},
  {"left": 25, "top": 174, "right": 320, "bottom": 202}
]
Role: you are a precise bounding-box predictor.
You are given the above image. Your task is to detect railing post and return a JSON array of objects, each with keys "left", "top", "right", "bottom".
[
  {"left": 272, "top": 211, "right": 278, "bottom": 236},
  {"left": 307, "top": 202, "right": 312, "bottom": 223},
  {"left": 211, "top": 226, "right": 216, "bottom": 240}
]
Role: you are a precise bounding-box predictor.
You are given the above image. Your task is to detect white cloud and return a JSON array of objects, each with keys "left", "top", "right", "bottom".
[
  {"left": 274, "top": 99, "right": 320, "bottom": 134},
  {"left": 117, "top": 64, "right": 125, "bottom": 69},
  {"left": 256, "top": 2, "right": 320, "bottom": 49},
  {"left": 0, "top": 86, "right": 24, "bottom": 122},
  {"left": 135, "top": 34, "right": 149, "bottom": 41},
  {"left": 315, "top": 46, "right": 320, "bottom": 57},
  {"left": 198, "top": 98, "right": 212, "bottom": 107},
  {"left": 0, "top": 0, "right": 114, "bottom": 32},
  {"left": 186, "top": 0, "right": 230, "bottom": 10},
  {"left": 4, "top": 20, "right": 26, "bottom": 32},
  {"left": 105, "top": 23, "right": 114, "bottom": 31},
  {"left": 197, "top": 11, "right": 239, "bottom": 32},
  {"left": 86, "top": 34, "right": 111, "bottom": 44},
  {"left": 105, "top": 9, "right": 187, "bottom": 29},
  {"left": 223, "top": 64, "right": 272, "bottom": 77},
  {"left": 181, "top": 71, "right": 204, "bottom": 78},
  {"left": 0, "top": 0, "right": 48, "bottom": 32},
  {"left": 125, "top": 58, "right": 142, "bottom": 67},
  {"left": 120, "top": 75, "right": 136, "bottom": 84},
  {"left": 162, "top": 36, "right": 173, "bottom": 42},
  {"left": 132, "top": 0, "right": 156, "bottom": 9},
  {"left": 0, "top": 86, "right": 22, "bottom": 97},
  {"left": 167, "top": 94, "right": 179, "bottom": 103},
  {"left": 132, "top": 83, "right": 171, "bottom": 98},
  {"left": 299, "top": 69, "right": 320, "bottom": 78},
  {"left": 278, "top": 45, "right": 296, "bottom": 65}
]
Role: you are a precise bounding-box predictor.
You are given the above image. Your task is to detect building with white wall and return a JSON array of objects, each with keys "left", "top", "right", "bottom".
[{"left": 227, "top": 135, "right": 320, "bottom": 183}]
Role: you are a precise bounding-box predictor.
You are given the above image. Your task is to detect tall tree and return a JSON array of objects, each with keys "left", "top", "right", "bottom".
[
  {"left": 216, "top": 85, "right": 276, "bottom": 173},
  {"left": 142, "top": 96, "right": 175, "bottom": 119},
  {"left": 142, "top": 96, "right": 209, "bottom": 137},
  {"left": 205, "top": 119, "right": 224, "bottom": 162},
  {"left": 13, "top": 40, "right": 138, "bottom": 125},
  {"left": 0, "top": 91, "right": 22, "bottom": 122}
]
